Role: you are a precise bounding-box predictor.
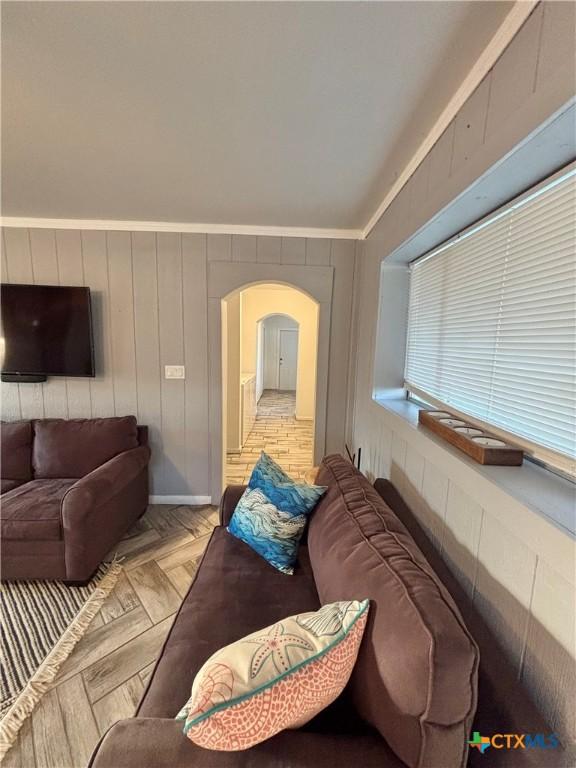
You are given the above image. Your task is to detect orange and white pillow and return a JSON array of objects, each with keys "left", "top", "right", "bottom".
[{"left": 177, "top": 599, "right": 369, "bottom": 751}]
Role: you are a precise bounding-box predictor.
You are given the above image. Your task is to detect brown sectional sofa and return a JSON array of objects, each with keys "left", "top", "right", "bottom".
[
  {"left": 1, "top": 416, "right": 150, "bottom": 583},
  {"left": 88, "top": 454, "right": 558, "bottom": 768}
]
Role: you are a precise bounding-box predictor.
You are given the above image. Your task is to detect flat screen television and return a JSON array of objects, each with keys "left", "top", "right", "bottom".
[{"left": 1, "top": 283, "right": 95, "bottom": 382}]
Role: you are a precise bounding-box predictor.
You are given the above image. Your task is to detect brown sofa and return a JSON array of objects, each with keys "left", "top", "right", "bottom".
[
  {"left": 1, "top": 416, "right": 150, "bottom": 583},
  {"left": 88, "top": 455, "right": 559, "bottom": 768}
]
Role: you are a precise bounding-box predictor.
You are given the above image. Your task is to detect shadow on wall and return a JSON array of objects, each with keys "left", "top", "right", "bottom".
[{"left": 383, "top": 463, "right": 576, "bottom": 759}]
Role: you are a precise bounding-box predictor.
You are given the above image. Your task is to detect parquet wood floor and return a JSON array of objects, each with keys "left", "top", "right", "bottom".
[{"left": 3, "top": 504, "right": 218, "bottom": 768}]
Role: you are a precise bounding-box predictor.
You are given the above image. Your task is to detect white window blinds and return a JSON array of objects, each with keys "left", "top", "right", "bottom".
[{"left": 405, "top": 166, "right": 576, "bottom": 473}]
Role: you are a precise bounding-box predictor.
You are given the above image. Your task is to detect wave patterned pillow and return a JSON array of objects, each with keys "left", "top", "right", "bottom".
[
  {"left": 177, "top": 600, "right": 370, "bottom": 751},
  {"left": 248, "top": 452, "right": 326, "bottom": 517},
  {"left": 227, "top": 488, "right": 307, "bottom": 574}
]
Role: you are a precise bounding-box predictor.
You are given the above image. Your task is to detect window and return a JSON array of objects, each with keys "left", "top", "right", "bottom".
[{"left": 405, "top": 165, "right": 576, "bottom": 475}]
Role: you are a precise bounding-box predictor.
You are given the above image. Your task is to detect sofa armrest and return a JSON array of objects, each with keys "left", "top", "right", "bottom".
[
  {"left": 62, "top": 445, "right": 150, "bottom": 517},
  {"left": 60, "top": 445, "right": 150, "bottom": 580},
  {"left": 219, "top": 484, "right": 246, "bottom": 526},
  {"left": 88, "top": 718, "right": 404, "bottom": 768}
]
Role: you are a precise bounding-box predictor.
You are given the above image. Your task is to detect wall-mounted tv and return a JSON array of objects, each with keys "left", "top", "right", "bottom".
[{"left": 1, "top": 283, "right": 95, "bottom": 382}]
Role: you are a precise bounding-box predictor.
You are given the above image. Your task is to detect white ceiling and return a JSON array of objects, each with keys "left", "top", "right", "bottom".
[{"left": 1, "top": 1, "right": 513, "bottom": 229}]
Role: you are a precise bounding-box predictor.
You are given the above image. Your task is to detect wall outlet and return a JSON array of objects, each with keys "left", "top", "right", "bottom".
[{"left": 165, "top": 365, "right": 185, "bottom": 380}]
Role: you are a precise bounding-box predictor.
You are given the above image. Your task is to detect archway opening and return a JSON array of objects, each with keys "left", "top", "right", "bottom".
[{"left": 222, "top": 282, "right": 319, "bottom": 486}]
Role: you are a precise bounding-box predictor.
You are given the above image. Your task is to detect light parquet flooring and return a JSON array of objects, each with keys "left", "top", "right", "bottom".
[
  {"left": 3, "top": 503, "right": 219, "bottom": 768},
  {"left": 226, "top": 389, "right": 314, "bottom": 485}
]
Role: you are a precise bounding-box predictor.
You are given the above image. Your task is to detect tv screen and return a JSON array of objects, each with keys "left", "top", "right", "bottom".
[{"left": 1, "top": 283, "right": 95, "bottom": 377}]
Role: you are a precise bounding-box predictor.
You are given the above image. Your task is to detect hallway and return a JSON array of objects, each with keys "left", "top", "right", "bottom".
[{"left": 225, "top": 390, "right": 314, "bottom": 484}]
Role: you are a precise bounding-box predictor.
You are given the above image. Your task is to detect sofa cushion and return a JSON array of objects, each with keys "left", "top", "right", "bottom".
[
  {"left": 0, "top": 479, "right": 76, "bottom": 540},
  {"left": 308, "top": 455, "right": 479, "bottom": 768},
  {"left": 137, "top": 527, "right": 321, "bottom": 719},
  {"left": 1, "top": 479, "right": 25, "bottom": 494},
  {"left": 32, "top": 417, "right": 138, "bottom": 478},
  {"left": 178, "top": 600, "right": 369, "bottom": 751},
  {"left": 248, "top": 451, "right": 327, "bottom": 516},
  {"left": 228, "top": 487, "right": 309, "bottom": 574},
  {"left": 1, "top": 421, "right": 33, "bottom": 481}
]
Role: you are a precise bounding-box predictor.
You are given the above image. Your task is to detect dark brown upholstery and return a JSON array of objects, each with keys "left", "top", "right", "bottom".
[
  {"left": 137, "top": 527, "right": 321, "bottom": 718},
  {"left": 32, "top": 416, "right": 139, "bottom": 478},
  {"left": 1, "top": 479, "right": 76, "bottom": 540},
  {"left": 1, "top": 417, "right": 150, "bottom": 582},
  {"left": 89, "top": 455, "right": 559, "bottom": 768},
  {"left": 310, "top": 456, "right": 478, "bottom": 768},
  {"left": 374, "top": 479, "right": 560, "bottom": 768},
  {"left": 1, "top": 421, "right": 33, "bottom": 481},
  {"left": 89, "top": 720, "right": 405, "bottom": 768},
  {"left": 1, "top": 479, "right": 24, "bottom": 494}
]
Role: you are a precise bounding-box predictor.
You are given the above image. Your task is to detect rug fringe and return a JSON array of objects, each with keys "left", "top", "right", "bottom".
[{"left": 0, "top": 560, "right": 123, "bottom": 759}]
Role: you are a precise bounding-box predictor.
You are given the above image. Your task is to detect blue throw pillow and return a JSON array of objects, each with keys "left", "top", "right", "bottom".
[
  {"left": 248, "top": 452, "right": 326, "bottom": 517},
  {"left": 227, "top": 488, "right": 308, "bottom": 574}
]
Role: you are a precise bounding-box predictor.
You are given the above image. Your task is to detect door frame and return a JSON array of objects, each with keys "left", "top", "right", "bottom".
[{"left": 207, "top": 262, "right": 333, "bottom": 502}]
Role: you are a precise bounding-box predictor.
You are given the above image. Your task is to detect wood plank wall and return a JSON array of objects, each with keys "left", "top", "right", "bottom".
[
  {"left": 0, "top": 230, "right": 356, "bottom": 496},
  {"left": 349, "top": 1, "right": 576, "bottom": 747}
]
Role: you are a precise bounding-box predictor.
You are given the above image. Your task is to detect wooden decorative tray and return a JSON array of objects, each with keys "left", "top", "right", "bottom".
[{"left": 418, "top": 409, "right": 523, "bottom": 466}]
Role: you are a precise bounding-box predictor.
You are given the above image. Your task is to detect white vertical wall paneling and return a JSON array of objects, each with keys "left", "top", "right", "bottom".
[
  {"left": 207, "top": 296, "right": 224, "bottom": 502},
  {"left": 485, "top": 5, "right": 543, "bottom": 138},
  {"left": 428, "top": 120, "right": 456, "bottom": 194},
  {"left": 521, "top": 559, "right": 576, "bottom": 741},
  {"left": 420, "top": 461, "right": 449, "bottom": 551},
  {"left": 56, "top": 230, "right": 92, "bottom": 418},
  {"left": 157, "top": 233, "right": 187, "bottom": 494},
  {"left": 182, "top": 234, "right": 210, "bottom": 496},
  {"left": 401, "top": 444, "right": 425, "bottom": 516},
  {"left": 30, "top": 229, "right": 68, "bottom": 418},
  {"left": 132, "top": 231, "right": 162, "bottom": 493},
  {"left": 5, "top": 230, "right": 43, "bottom": 419},
  {"left": 305, "top": 238, "right": 331, "bottom": 266},
  {"left": 82, "top": 231, "right": 115, "bottom": 417},
  {"left": 256, "top": 236, "right": 281, "bottom": 264},
  {"left": 452, "top": 73, "right": 492, "bottom": 168},
  {"left": 207, "top": 234, "right": 232, "bottom": 262},
  {"left": 350, "top": 3, "right": 576, "bottom": 740},
  {"left": 474, "top": 514, "right": 538, "bottom": 671},
  {"left": 231, "top": 235, "right": 257, "bottom": 263},
  {"left": 326, "top": 239, "right": 355, "bottom": 454},
  {"left": 1, "top": 230, "right": 22, "bottom": 420},
  {"left": 1, "top": 228, "right": 355, "bottom": 499},
  {"left": 535, "top": 1, "right": 576, "bottom": 89},
  {"left": 107, "top": 231, "right": 138, "bottom": 417},
  {"left": 1, "top": 230, "right": 9, "bottom": 281},
  {"left": 281, "top": 237, "right": 306, "bottom": 265},
  {"left": 442, "top": 483, "right": 484, "bottom": 598}
]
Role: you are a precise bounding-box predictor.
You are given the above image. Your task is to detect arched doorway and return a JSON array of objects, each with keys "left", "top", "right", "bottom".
[
  {"left": 207, "top": 263, "right": 333, "bottom": 501},
  {"left": 223, "top": 286, "right": 318, "bottom": 486}
]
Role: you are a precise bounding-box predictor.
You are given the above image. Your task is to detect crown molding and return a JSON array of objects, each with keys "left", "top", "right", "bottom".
[
  {"left": 0, "top": 217, "right": 362, "bottom": 241},
  {"left": 361, "top": 0, "right": 539, "bottom": 239}
]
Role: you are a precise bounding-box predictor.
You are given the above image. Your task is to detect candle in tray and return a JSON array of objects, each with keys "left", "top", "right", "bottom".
[
  {"left": 472, "top": 437, "right": 507, "bottom": 447},
  {"left": 439, "top": 418, "right": 466, "bottom": 427},
  {"left": 429, "top": 411, "right": 452, "bottom": 418},
  {"left": 455, "top": 427, "right": 483, "bottom": 436}
]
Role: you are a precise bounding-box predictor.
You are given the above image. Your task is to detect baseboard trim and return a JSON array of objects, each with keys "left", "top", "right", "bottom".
[{"left": 149, "top": 495, "right": 212, "bottom": 505}]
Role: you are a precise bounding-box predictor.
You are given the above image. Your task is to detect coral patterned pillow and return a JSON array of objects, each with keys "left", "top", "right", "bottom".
[{"left": 177, "top": 600, "right": 369, "bottom": 751}]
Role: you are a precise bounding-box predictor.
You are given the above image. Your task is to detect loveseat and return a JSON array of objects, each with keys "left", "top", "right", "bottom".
[
  {"left": 88, "top": 454, "right": 558, "bottom": 768},
  {"left": 1, "top": 416, "right": 150, "bottom": 583}
]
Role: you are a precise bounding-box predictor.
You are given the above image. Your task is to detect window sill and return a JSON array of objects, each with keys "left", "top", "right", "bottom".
[{"left": 373, "top": 394, "right": 576, "bottom": 538}]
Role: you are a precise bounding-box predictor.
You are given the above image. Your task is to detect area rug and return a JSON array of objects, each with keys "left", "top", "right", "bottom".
[{"left": 0, "top": 561, "right": 122, "bottom": 757}]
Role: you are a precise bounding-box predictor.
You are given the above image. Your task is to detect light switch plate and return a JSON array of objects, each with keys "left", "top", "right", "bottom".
[{"left": 165, "top": 365, "right": 185, "bottom": 380}]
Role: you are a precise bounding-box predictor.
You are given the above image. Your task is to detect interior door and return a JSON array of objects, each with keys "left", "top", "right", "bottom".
[{"left": 278, "top": 329, "right": 298, "bottom": 390}]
